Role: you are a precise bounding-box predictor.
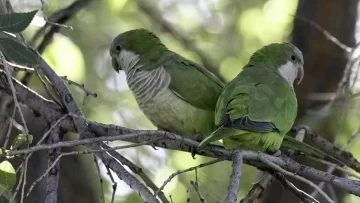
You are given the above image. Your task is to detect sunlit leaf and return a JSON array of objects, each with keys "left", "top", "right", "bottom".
[
  {"left": 0, "top": 161, "right": 16, "bottom": 191},
  {"left": 0, "top": 10, "right": 37, "bottom": 33},
  {"left": 11, "top": 133, "right": 33, "bottom": 150},
  {"left": 0, "top": 37, "right": 39, "bottom": 65}
]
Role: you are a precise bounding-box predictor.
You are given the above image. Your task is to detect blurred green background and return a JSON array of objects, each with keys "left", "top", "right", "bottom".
[{"left": 7, "top": 0, "right": 360, "bottom": 202}]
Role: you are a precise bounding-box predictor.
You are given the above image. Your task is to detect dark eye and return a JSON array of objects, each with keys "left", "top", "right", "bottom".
[
  {"left": 291, "top": 55, "right": 296, "bottom": 61},
  {"left": 115, "top": 45, "right": 121, "bottom": 51}
]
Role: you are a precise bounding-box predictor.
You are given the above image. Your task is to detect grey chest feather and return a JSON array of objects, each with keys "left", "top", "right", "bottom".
[{"left": 126, "top": 66, "right": 171, "bottom": 108}]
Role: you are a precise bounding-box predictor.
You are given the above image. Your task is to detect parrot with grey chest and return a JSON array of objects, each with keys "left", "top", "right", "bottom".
[
  {"left": 110, "top": 30, "right": 341, "bottom": 163},
  {"left": 109, "top": 29, "right": 224, "bottom": 157}
]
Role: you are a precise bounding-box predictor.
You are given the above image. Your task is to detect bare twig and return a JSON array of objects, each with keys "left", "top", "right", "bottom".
[
  {"left": 26, "top": 140, "right": 158, "bottom": 196},
  {"left": 23, "top": 0, "right": 93, "bottom": 86},
  {"left": 239, "top": 174, "right": 274, "bottom": 203},
  {"left": 3, "top": 107, "right": 16, "bottom": 148},
  {"left": 169, "top": 195, "right": 173, "bottom": 203},
  {"left": 16, "top": 114, "right": 68, "bottom": 200},
  {"left": 291, "top": 126, "right": 360, "bottom": 172},
  {"left": 306, "top": 156, "right": 360, "bottom": 179},
  {"left": 31, "top": 0, "right": 92, "bottom": 48},
  {"left": 9, "top": 163, "right": 25, "bottom": 203},
  {"left": 38, "top": 0, "right": 73, "bottom": 30},
  {"left": 225, "top": 151, "right": 242, "bottom": 203},
  {"left": 0, "top": 52, "right": 28, "bottom": 135},
  {"left": 104, "top": 163, "right": 117, "bottom": 203},
  {"left": 4, "top": 63, "right": 97, "bottom": 100},
  {"left": 60, "top": 76, "right": 98, "bottom": 99},
  {"left": 102, "top": 144, "right": 169, "bottom": 203},
  {"left": 293, "top": 16, "right": 352, "bottom": 53},
  {"left": 273, "top": 173, "right": 319, "bottom": 203},
  {"left": 190, "top": 179, "right": 206, "bottom": 203},
  {"left": 258, "top": 154, "right": 334, "bottom": 203},
  {"left": 309, "top": 124, "right": 360, "bottom": 197},
  {"left": 0, "top": 48, "right": 32, "bottom": 203},
  {"left": 93, "top": 156, "right": 105, "bottom": 203},
  {"left": 38, "top": 114, "right": 68, "bottom": 146},
  {"left": 6, "top": 132, "right": 164, "bottom": 156},
  {"left": 155, "top": 158, "right": 225, "bottom": 196},
  {"left": 20, "top": 155, "right": 30, "bottom": 203},
  {"left": 326, "top": 184, "right": 338, "bottom": 203}
]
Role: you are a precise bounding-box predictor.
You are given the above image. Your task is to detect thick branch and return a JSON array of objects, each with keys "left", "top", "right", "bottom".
[
  {"left": 45, "top": 128, "right": 62, "bottom": 203},
  {"left": 87, "top": 123, "right": 360, "bottom": 196},
  {"left": 1, "top": 69, "right": 360, "bottom": 198}
]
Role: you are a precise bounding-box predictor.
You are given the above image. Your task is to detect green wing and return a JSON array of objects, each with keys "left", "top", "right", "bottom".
[
  {"left": 163, "top": 53, "right": 224, "bottom": 111},
  {"left": 217, "top": 66, "right": 297, "bottom": 134}
]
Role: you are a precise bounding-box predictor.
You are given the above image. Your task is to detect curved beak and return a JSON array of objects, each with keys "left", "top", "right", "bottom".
[
  {"left": 111, "top": 57, "right": 121, "bottom": 73},
  {"left": 296, "top": 65, "right": 304, "bottom": 85}
]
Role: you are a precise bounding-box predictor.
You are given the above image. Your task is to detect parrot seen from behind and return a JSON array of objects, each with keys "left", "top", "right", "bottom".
[
  {"left": 109, "top": 29, "right": 224, "bottom": 155},
  {"left": 197, "top": 43, "right": 336, "bottom": 161}
]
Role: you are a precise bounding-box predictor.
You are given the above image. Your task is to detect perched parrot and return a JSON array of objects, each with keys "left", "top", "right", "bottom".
[
  {"left": 109, "top": 29, "right": 224, "bottom": 152},
  {"left": 197, "top": 43, "right": 341, "bottom": 163}
]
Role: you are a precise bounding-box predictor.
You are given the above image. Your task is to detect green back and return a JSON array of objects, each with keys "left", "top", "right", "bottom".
[
  {"left": 162, "top": 52, "right": 224, "bottom": 111},
  {"left": 216, "top": 65, "right": 297, "bottom": 134}
]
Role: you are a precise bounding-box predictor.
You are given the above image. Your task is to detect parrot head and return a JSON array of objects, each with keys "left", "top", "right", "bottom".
[
  {"left": 248, "top": 43, "right": 304, "bottom": 86},
  {"left": 109, "top": 29, "right": 167, "bottom": 73}
]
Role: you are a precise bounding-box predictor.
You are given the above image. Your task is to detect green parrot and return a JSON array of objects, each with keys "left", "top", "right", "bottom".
[
  {"left": 109, "top": 28, "right": 224, "bottom": 148},
  {"left": 197, "top": 43, "right": 341, "bottom": 163}
]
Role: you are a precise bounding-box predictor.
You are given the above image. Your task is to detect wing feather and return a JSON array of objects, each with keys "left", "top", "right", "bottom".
[
  {"left": 163, "top": 54, "right": 224, "bottom": 111},
  {"left": 217, "top": 66, "right": 296, "bottom": 133}
]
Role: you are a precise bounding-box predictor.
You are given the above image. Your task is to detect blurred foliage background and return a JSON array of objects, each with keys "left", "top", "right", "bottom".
[{"left": 5, "top": 0, "right": 360, "bottom": 202}]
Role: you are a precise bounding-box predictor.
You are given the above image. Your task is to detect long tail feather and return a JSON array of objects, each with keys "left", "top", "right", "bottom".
[
  {"left": 198, "top": 126, "right": 237, "bottom": 148},
  {"left": 281, "top": 135, "right": 344, "bottom": 166}
]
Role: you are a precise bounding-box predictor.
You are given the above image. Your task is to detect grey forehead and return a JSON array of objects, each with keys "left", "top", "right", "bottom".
[{"left": 292, "top": 46, "right": 304, "bottom": 64}]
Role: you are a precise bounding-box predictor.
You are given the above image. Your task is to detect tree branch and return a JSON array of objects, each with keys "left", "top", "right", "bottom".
[
  {"left": 259, "top": 154, "right": 334, "bottom": 203},
  {"left": 34, "top": 56, "right": 160, "bottom": 203},
  {"left": 273, "top": 173, "right": 319, "bottom": 203},
  {"left": 101, "top": 144, "right": 169, "bottom": 203},
  {"left": 1, "top": 65, "right": 360, "bottom": 200},
  {"left": 22, "top": 0, "right": 94, "bottom": 86},
  {"left": 45, "top": 127, "right": 62, "bottom": 203},
  {"left": 225, "top": 151, "right": 242, "bottom": 203}
]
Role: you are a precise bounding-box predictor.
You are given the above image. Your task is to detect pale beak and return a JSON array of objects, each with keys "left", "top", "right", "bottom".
[
  {"left": 111, "top": 57, "right": 121, "bottom": 73},
  {"left": 296, "top": 65, "right": 304, "bottom": 85}
]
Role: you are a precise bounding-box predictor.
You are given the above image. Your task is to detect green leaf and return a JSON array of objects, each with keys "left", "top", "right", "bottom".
[
  {"left": 0, "top": 37, "right": 39, "bottom": 65},
  {"left": 11, "top": 134, "right": 33, "bottom": 150},
  {"left": 0, "top": 10, "right": 37, "bottom": 33},
  {"left": 0, "top": 161, "right": 16, "bottom": 191}
]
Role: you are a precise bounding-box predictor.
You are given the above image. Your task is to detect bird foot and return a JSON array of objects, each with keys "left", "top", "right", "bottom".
[
  {"left": 291, "top": 124, "right": 311, "bottom": 135},
  {"left": 273, "top": 150, "right": 281, "bottom": 156},
  {"left": 151, "top": 143, "right": 159, "bottom": 150}
]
